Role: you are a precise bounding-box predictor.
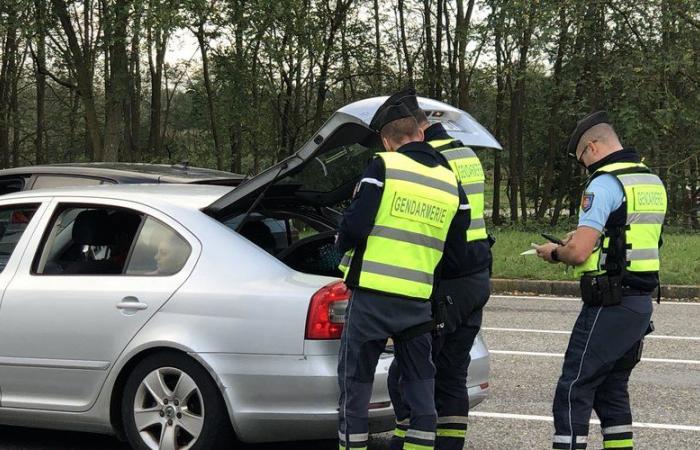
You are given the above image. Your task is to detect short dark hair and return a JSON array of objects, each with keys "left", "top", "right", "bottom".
[
  {"left": 411, "top": 108, "right": 429, "bottom": 126},
  {"left": 380, "top": 116, "right": 420, "bottom": 142}
]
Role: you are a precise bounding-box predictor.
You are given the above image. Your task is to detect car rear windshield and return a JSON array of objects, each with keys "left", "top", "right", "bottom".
[{"left": 277, "top": 121, "right": 379, "bottom": 196}]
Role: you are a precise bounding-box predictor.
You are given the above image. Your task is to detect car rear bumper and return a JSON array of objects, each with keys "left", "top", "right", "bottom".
[
  {"left": 197, "top": 351, "right": 395, "bottom": 443},
  {"left": 197, "top": 334, "right": 490, "bottom": 444}
]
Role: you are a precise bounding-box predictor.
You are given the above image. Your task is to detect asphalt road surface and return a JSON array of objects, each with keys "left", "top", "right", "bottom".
[{"left": 2, "top": 294, "right": 698, "bottom": 449}]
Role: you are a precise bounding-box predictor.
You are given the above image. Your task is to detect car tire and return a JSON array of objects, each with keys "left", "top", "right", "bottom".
[{"left": 121, "top": 351, "right": 234, "bottom": 450}]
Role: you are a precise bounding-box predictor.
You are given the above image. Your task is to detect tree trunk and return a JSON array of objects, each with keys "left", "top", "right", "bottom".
[
  {"left": 434, "top": 0, "right": 444, "bottom": 99},
  {"left": 34, "top": 0, "right": 47, "bottom": 164},
  {"left": 147, "top": 14, "right": 167, "bottom": 157},
  {"left": 0, "top": 10, "right": 18, "bottom": 168},
  {"left": 128, "top": 0, "right": 143, "bottom": 161},
  {"left": 456, "top": 0, "right": 475, "bottom": 109},
  {"left": 196, "top": 23, "right": 224, "bottom": 169},
  {"left": 397, "top": 0, "right": 413, "bottom": 83},
  {"left": 492, "top": 5, "right": 506, "bottom": 225},
  {"left": 312, "top": 0, "right": 353, "bottom": 128},
  {"left": 423, "top": 0, "right": 435, "bottom": 96},
  {"left": 103, "top": 0, "right": 130, "bottom": 162},
  {"left": 52, "top": 0, "right": 103, "bottom": 159},
  {"left": 536, "top": 3, "right": 567, "bottom": 219},
  {"left": 373, "top": 0, "right": 381, "bottom": 90}
]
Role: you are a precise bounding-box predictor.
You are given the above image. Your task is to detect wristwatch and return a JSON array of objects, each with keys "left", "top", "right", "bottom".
[{"left": 552, "top": 248, "right": 560, "bottom": 262}]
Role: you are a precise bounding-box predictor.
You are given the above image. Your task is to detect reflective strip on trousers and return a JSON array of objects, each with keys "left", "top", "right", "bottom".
[
  {"left": 553, "top": 435, "right": 588, "bottom": 444},
  {"left": 361, "top": 260, "right": 434, "bottom": 285},
  {"left": 436, "top": 416, "right": 469, "bottom": 425},
  {"left": 385, "top": 168, "right": 458, "bottom": 196},
  {"left": 603, "top": 439, "right": 633, "bottom": 449},
  {"left": 370, "top": 225, "right": 445, "bottom": 251},
  {"left": 436, "top": 428, "right": 466, "bottom": 438},
  {"left": 602, "top": 425, "right": 633, "bottom": 435},
  {"left": 406, "top": 430, "right": 436, "bottom": 441},
  {"left": 338, "top": 431, "right": 369, "bottom": 442}
]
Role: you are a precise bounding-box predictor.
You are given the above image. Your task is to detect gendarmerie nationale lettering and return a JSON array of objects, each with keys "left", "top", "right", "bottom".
[{"left": 391, "top": 193, "right": 448, "bottom": 226}]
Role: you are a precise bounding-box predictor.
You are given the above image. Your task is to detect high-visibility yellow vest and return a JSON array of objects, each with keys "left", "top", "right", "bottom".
[
  {"left": 573, "top": 162, "right": 667, "bottom": 279},
  {"left": 338, "top": 152, "right": 460, "bottom": 300},
  {"left": 428, "top": 138, "right": 488, "bottom": 242}
]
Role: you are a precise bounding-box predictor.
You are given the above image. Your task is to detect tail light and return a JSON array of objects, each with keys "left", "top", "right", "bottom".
[{"left": 305, "top": 280, "right": 350, "bottom": 340}]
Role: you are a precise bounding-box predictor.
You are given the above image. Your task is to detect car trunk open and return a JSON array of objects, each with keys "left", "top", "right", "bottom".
[{"left": 203, "top": 97, "right": 502, "bottom": 278}]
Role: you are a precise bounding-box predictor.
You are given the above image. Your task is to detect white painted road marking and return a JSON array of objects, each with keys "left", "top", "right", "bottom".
[
  {"left": 483, "top": 326, "right": 700, "bottom": 341},
  {"left": 469, "top": 411, "right": 700, "bottom": 432},
  {"left": 491, "top": 295, "right": 700, "bottom": 306},
  {"left": 490, "top": 350, "right": 700, "bottom": 365}
]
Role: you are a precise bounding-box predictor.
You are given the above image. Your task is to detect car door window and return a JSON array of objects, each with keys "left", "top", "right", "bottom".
[
  {"left": 33, "top": 205, "right": 143, "bottom": 275},
  {"left": 32, "top": 175, "right": 110, "bottom": 190},
  {"left": 0, "top": 204, "right": 40, "bottom": 272},
  {"left": 125, "top": 217, "right": 191, "bottom": 276}
]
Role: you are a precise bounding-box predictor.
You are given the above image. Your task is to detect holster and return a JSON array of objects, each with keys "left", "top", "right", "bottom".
[
  {"left": 580, "top": 274, "right": 623, "bottom": 307},
  {"left": 392, "top": 295, "right": 449, "bottom": 342},
  {"left": 614, "top": 321, "right": 655, "bottom": 371}
]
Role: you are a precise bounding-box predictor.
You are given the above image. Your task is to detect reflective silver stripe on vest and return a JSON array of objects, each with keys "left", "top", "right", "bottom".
[
  {"left": 338, "top": 431, "right": 369, "bottom": 442},
  {"left": 469, "top": 218, "right": 486, "bottom": 230},
  {"left": 437, "top": 416, "right": 469, "bottom": 425},
  {"left": 441, "top": 147, "right": 477, "bottom": 161},
  {"left": 600, "top": 252, "right": 607, "bottom": 265},
  {"left": 405, "top": 429, "right": 436, "bottom": 440},
  {"left": 627, "top": 248, "right": 659, "bottom": 260},
  {"left": 627, "top": 212, "right": 665, "bottom": 225},
  {"left": 340, "top": 253, "right": 351, "bottom": 266},
  {"left": 602, "top": 425, "right": 633, "bottom": 435},
  {"left": 361, "top": 261, "right": 433, "bottom": 285},
  {"left": 385, "top": 168, "right": 457, "bottom": 195},
  {"left": 370, "top": 225, "right": 445, "bottom": 251},
  {"left": 462, "top": 183, "right": 485, "bottom": 195},
  {"left": 616, "top": 173, "right": 662, "bottom": 186}
]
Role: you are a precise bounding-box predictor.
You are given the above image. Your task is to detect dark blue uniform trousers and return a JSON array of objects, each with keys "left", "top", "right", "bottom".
[
  {"left": 388, "top": 269, "right": 491, "bottom": 450},
  {"left": 338, "top": 288, "right": 436, "bottom": 450},
  {"left": 552, "top": 294, "right": 652, "bottom": 450}
]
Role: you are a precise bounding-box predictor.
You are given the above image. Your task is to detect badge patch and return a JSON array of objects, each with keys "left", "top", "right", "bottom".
[{"left": 581, "top": 192, "right": 594, "bottom": 212}]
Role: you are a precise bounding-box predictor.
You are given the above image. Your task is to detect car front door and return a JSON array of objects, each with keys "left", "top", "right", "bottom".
[{"left": 0, "top": 197, "right": 199, "bottom": 412}]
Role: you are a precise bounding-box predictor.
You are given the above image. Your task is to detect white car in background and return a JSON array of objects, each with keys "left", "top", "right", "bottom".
[{"left": 0, "top": 97, "right": 499, "bottom": 450}]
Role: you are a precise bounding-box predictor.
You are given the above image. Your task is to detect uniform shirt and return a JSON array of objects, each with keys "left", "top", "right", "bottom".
[
  {"left": 578, "top": 174, "right": 624, "bottom": 232},
  {"left": 424, "top": 122, "right": 492, "bottom": 277},
  {"left": 337, "top": 141, "right": 470, "bottom": 293}
]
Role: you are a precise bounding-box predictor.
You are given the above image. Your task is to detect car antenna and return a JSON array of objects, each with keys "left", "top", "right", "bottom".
[{"left": 235, "top": 161, "right": 288, "bottom": 233}]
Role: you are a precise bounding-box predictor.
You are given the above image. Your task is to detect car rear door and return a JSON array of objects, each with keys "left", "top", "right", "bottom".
[{"left": 0, "top": 197, "right": 200, "bottom": 412}]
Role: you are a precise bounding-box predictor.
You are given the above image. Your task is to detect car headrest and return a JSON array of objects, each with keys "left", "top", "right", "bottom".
[{"left": 72, "top": 210, "right": 115, "bottom": 246}]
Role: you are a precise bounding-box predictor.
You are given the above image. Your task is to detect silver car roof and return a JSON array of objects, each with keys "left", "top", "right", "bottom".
[{"left": 0, "top": 183, "right": 233, "bottom": 211}]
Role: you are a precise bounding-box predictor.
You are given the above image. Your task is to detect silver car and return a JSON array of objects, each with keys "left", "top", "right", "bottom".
[{"left": 0, "top": 97, "right": 499, "bottom": 449}]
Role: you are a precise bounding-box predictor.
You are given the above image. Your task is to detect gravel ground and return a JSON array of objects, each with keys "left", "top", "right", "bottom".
[{"left": 2, "top": 294, "right": 698, "bottom": 449}]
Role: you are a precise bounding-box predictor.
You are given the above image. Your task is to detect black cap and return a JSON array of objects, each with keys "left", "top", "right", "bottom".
[
  {"left": 567, "top": 111, "right": 610, "bottom": 156},
  {"left": 369, "top": 101, "right": 414, "bottom": 133},
  {"left": 387, "top": 87, "right": 420, "bottom": 112}
]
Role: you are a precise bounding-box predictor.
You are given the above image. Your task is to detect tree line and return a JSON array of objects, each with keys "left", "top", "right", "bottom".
[{"left": 0, "top": 0, "right": 698, "bottom": 226}]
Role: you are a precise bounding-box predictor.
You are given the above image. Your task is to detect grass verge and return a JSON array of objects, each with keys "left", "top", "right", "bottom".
[{"left": 491, "top": 228, "right": 699, "bottom": 286}]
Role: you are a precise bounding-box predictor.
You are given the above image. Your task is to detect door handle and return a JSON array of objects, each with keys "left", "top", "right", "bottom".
[{"left": 116, "top": 296, "right": 148, "bottom": 311}]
